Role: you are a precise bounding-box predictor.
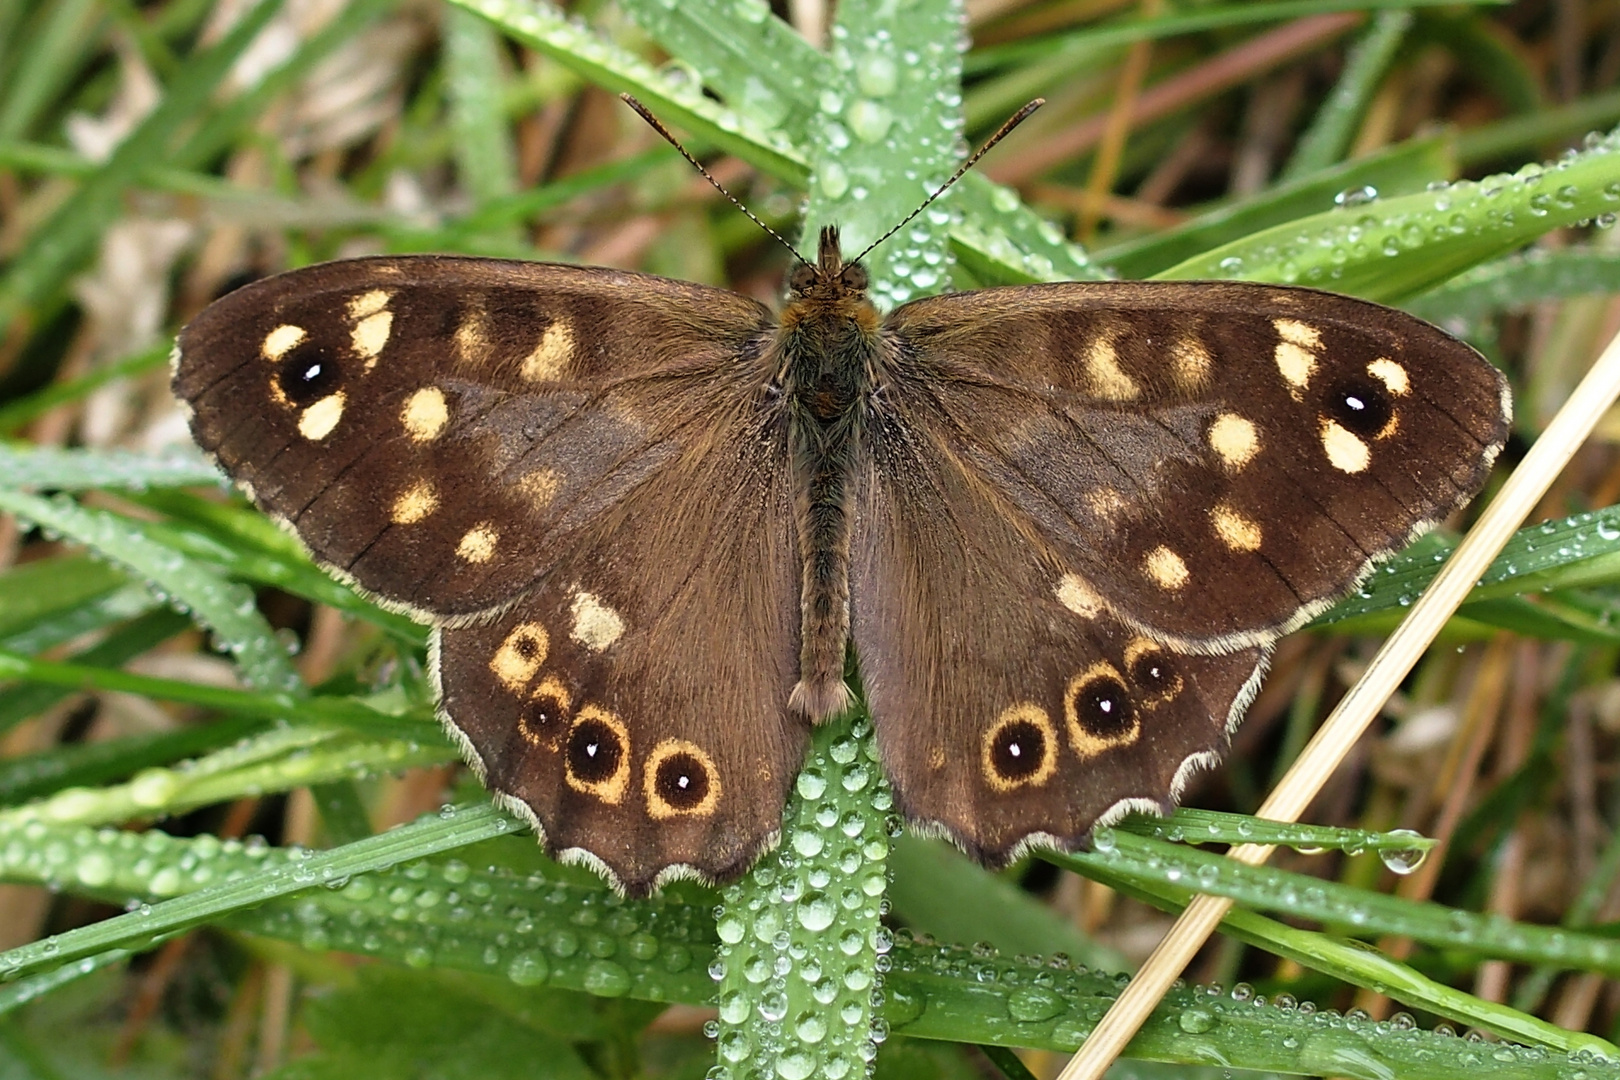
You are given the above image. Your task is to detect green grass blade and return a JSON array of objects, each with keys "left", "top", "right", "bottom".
[
  {"left": 0, "top": 0, "right": 284, "bottom": 339},
  {"left": 1157, "top": 127, "right": 1620, "bottom": 299},
  {"left": 1098, "top": 134, "right": 1454, "bottom": 279},
  {"left": 0, "top": 491, "right": 301, "bottom": 693},
  {"left": 0, "top": 803, "right": 522, "bottom": 984},
  {"left": 1280, "top": 9, "right": 1413, "bottom": 181}
]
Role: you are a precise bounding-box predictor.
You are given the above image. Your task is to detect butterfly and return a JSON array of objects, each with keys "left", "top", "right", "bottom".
[{"left": 171, "top": 116, "right": 1511, "bottom": 897}]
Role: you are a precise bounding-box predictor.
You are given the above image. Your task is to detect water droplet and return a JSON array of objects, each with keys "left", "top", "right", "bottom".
[
  {"left": 818, "top": 162, "right": 849, "bottom": 201},
  {"left": 776, "top": 1051, "right": 817, "bottom": 1080},
  {"left": 1179, "top": 1008, "right": 1215, "bottom": 1033},
  {"left": 796, "top": 891, "right": 837, "bottom": 931},
  {"left": 507, "top": 951, "right": 549, "bottom": 986},
  {"left": 583, "top": 959, "right": 631, "bottom": 997},
  {"left": 1008, "top": 987, "right": 1065, "bottom": 1022},
  {"left": 717, "top": 914, "right": 746, "bottom": 944},
  {"left": 1379, "top": 830, "right": 1429, "bottom": 875},
  {"left": 856, "top": 54, "right": 898, "bottom": 98},
  {"left": 1334, "top": 185, "right": 1378, "bottom": 207}
]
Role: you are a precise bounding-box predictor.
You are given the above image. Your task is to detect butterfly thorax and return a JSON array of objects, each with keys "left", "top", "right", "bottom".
[{"left": 780, "top": 226, "right": 881, "bottom": 721}]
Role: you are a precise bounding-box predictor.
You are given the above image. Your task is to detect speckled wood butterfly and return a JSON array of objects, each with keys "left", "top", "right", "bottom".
[{"left": 172, "top": 106, "right": 1511, "bottom": 896}]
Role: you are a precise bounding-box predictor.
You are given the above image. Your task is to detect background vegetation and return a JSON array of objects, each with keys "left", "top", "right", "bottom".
[{"left": 4, "top": 0, "right": 1620, "bottom": 1077}]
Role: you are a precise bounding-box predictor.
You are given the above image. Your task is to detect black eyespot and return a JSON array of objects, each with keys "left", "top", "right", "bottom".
[
  {"left": 566, "top": 718, "right": 623, "bottom": 783},
  {"left": 519, "top": 690, "right": 567, "bottom": 742},
  {"left": 989, "top": 720, "right": 1048, "bottom": 782},
  {"left": 654, "top": 752, "right": 710, "bottom": 810},
  {"left": 276, "top": 341, "right": 341, "bottom": 405},
  {"left": 1128, "top": 649, "right": 1179, "bottom": 697},
  {"left": 1327, "top": 373, "right": 1392, "bottom": 437},
  {"left": 1071, "top": 675, "right": 1135, "bottom": 738},
  {"left": 512, "top": 634, "right": 541, "bottom": 661}
]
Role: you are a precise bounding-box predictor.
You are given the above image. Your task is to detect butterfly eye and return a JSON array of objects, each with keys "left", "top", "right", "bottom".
[
  {"left": 1326, "top": 373, "right": 1394, "bottom": 438},
  {"left": 564, "top": 708, "right": 631, "bottom": 804},
  {"left": 645, "top": 740, "right": 722, "bottom": 818},
  {"left": 982, "top": 706, "right": 1057, "bottom": 791},
  {"left": 839, "top": 263, "right": 868, "bottom": 291},
  {"left": 274, "top": 341, "right": 342, "bottom": 406},
  {"left": 790, "top": 265, "right": 817, "bottom": 293}
]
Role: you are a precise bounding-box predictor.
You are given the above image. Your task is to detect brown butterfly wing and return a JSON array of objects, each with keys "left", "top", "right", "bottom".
[
  {"left": 435, "top": 406, "right": 806, "bottom": 895},
  {"left": 851, "top": 402, "right": 1267, "bottom": 861},
  {"left": 176, "top": 256, "right": 806, "bottom": 894},
  {"left": 174, "top": 255, "right": 776, "bottom": 619},
  {"left": 856, "top": 279, "right": 1506, "bottom": 856},
  {"left": 881, "top": 280, "right": 1511, "bottom": 651}
]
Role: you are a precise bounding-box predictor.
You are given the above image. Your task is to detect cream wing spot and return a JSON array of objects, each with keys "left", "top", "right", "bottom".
[
  {"left": 1274, "top": 341, "right": 1316, "bottom": 393},
  {"left": 262, "top": 324, "right": 306, "bottom": 360},
  {"left": 352, "top": 311, "right": 393, "bottom": 367},
  {"left": 1170, "top": 336, "right": 1212, "bottom": 391},
  {"left": 1210, "top": 502, "right": 1263, "bottom": 552},
  {"left": 390, "top": 480, "right": 438, "bottom": 524},
  {"left": 1144, "top": 545, "right": 1189, "bottom": 591},
  {"left": 1208, "top": 413, "right": 1260, "bottom": 470},
  {"left": 489, "top": 622, "right": 548, "bottom": 693},
  {"left": 454, "top": 306, "right": 489, "bottom": 365},
  {"left": 400, "top": 387, "right": 450, "bottom": 442},
  {"left": 1274, "top": 318, "right": 1322, "bottom": 349},
  {"left": 1321, "top": 419, "right": 1371, "bottom": 473},
  {"left": 1085, "top": 335, "right": 1139, "bottom": 401},
  {"left": 347, "top": 290, "right": 394, "bottom": 369},
  {"left": 517, "top": 468, "right": 562, "bottom": 509},
  {"left": 347, "top": 289, "right": 391, "bottom": 319},
  {"left": 456, "top": 523, "right": 499, "bottom": 563},
  {"left": 1086, "top": 486, "right": 1127, "bottom": 522},
  {"left": 569, "top": 591, "right": 625, "bottom": 652},
  {"left": 297, "top": 393, "right": 345, "bottom": 441},
  {"left": 1055, "top": 573, "right": 1104, "bottom": 618},
  {"left": 522, "top": 320, "right": 575, "bottom": 381},
  {"left": 1368, "top": 357, "right": 1410, "bottom": 395}
]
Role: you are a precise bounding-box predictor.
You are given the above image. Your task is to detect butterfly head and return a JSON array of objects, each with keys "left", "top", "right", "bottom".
[{"left": 788, "top": 225, "right": 869, "bottom": 305}]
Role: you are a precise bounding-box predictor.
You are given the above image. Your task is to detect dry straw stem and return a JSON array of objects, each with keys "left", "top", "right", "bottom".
[{"left": 1058, "top": 325, "right": 1620, "bottom": 1080}]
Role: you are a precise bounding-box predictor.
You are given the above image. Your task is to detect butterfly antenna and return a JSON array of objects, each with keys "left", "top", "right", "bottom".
[
  {"left": 621, "top": 94, "right": 813, "bottom": 270},
  {"left": 852, "top": 98, "right": 1044, "bottom": 265}
]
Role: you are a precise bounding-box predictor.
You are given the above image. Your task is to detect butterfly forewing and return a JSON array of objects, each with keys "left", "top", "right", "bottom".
[
  {"left": 882, "top": 281, "right": 1511, "bottom": 651},
  {"left": 174, "top": 256, "right": 776, "bottom": 618}
]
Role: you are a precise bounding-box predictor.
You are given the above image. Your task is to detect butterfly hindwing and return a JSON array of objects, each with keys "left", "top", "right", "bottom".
[
  {"left": 883, "top": 280, "right": 1511, "bottom": 651},
  {"left": 434, "top": 398, "right": 807, "bottom": 894},
  {"left": 174, "top": 256, "right": 776, "bottom": 619},
  {"left": 852, "top": 402, "right": 1268, "bottom": 861}
]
